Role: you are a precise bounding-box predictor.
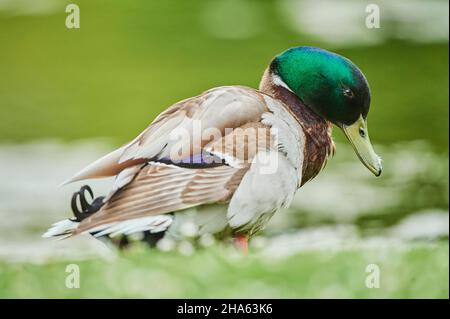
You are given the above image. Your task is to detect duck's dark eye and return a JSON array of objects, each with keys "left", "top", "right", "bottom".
[
  {"left": 343, "top": 88, "right": 354, "bottom": 99},
  {"left": 359, "top": 127, "right": 366, "bottom": 138}
]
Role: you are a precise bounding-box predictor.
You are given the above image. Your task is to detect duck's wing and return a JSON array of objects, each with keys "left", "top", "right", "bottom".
[
  {"left": 64, "top": 86, "right": 268, "bottom": 184},
  {"left": 72, "top": 96, "right": 305, "bottom": 237},
  {"left": 45, "top": 90, "right": 307, "bottom": 238},
  {"left": 74, "top": 120, "right": 274, "bottom": 235},
  {"left": 73, "top": 163, "right": 248, "bottom": 235}
]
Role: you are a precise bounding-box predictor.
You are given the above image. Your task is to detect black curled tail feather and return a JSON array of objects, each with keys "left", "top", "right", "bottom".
[
  {"left": 62, "top": 185, "right": 167, "bottom": 249},
  {"left": 71, "top": 185, "right": 105, "bottom": 222}
]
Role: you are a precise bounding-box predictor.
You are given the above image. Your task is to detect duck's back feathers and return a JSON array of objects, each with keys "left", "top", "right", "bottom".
[{"left": 63, "top": 86, "right": 268, "bottom": 185}]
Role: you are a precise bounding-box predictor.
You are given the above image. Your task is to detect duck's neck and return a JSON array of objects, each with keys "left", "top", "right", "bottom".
[
  {"left": 259, "top": 68, "right": 335, "bottom": 185},
  {"left": 259, "top": 68, "right": 329, "bottom": 130}
]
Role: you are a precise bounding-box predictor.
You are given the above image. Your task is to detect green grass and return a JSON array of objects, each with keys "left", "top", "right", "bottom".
[{"left": 0, "top": 242, "right": 448, "bottom": 298}]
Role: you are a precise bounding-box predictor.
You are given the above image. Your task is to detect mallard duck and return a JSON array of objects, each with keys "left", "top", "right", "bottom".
[{"left": 44, "top": 46, "right": 382, "bottom": 251}]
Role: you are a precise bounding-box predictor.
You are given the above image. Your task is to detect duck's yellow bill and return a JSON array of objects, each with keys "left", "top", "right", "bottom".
[{"left": 341, "top": 115, "right": 382, "bottom": 177}]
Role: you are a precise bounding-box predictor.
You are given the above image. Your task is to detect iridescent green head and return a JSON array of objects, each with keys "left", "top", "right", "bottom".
[
  {"left": 272, "top": 46, "right": 370, "bottom": 126},
  {"left": 271, "top": 46, "right": 382, "bottom": 176}
]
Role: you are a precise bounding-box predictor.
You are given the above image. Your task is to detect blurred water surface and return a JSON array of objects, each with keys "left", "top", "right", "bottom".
[{"left": 0, "top": 140, "right": 447, "bottom": 262}]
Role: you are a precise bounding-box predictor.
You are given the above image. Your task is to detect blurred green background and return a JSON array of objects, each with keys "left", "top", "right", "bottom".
[
  {"left": 1, "top": 0, "right": 448, "bottom": 148},
  {"left": 0, "top": 0, "right": 448, "bottom": 298}
]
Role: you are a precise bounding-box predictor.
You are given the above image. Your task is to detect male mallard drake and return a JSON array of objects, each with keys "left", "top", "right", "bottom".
[{"left": 44, "top": 46, "right": 382, "bottom": 250}]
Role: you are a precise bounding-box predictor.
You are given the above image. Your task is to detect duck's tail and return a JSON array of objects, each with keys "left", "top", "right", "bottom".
[
  {"left": 42, "top": 184, "right": 105, "bottom": 239},
  {"left": 42, "top": 219, "right": 80, "bottom": 239},
  {"left": 42, "top": 184, "right": 172, "bottom": 243}
]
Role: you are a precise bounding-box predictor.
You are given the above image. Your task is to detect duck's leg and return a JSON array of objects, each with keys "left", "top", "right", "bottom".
[
  {"left": 71, "top": 185, "right": 105, "bottom": 221},
  {"left": 233, "top": 234, "right": 249, "bottom": 255},
  {"left": 118, "top": 235, "right": 130, "bottom": 249},
  {"left": 142, "top": 231, "right": 166, "bottom": 248}
]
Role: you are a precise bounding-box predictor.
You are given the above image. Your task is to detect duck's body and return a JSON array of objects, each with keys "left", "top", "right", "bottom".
[{"left": 44, "top": 47, "right": 381, "bottom": 247}]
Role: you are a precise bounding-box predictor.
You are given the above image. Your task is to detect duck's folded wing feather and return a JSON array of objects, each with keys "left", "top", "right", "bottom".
[
  {"left": 205, "top": 121, "right": 272, "bottom": 166},
  {"left": 65, "top": 86, "right": 268, "bottom": 184},
  {"left": 73, "top": 162, "right": 248, "bottom": 235}
]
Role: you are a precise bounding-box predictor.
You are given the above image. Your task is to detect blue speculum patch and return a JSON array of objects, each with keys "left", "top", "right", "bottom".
[{"left": 157, "top": 152, "right": 225, "bottom": 168}]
